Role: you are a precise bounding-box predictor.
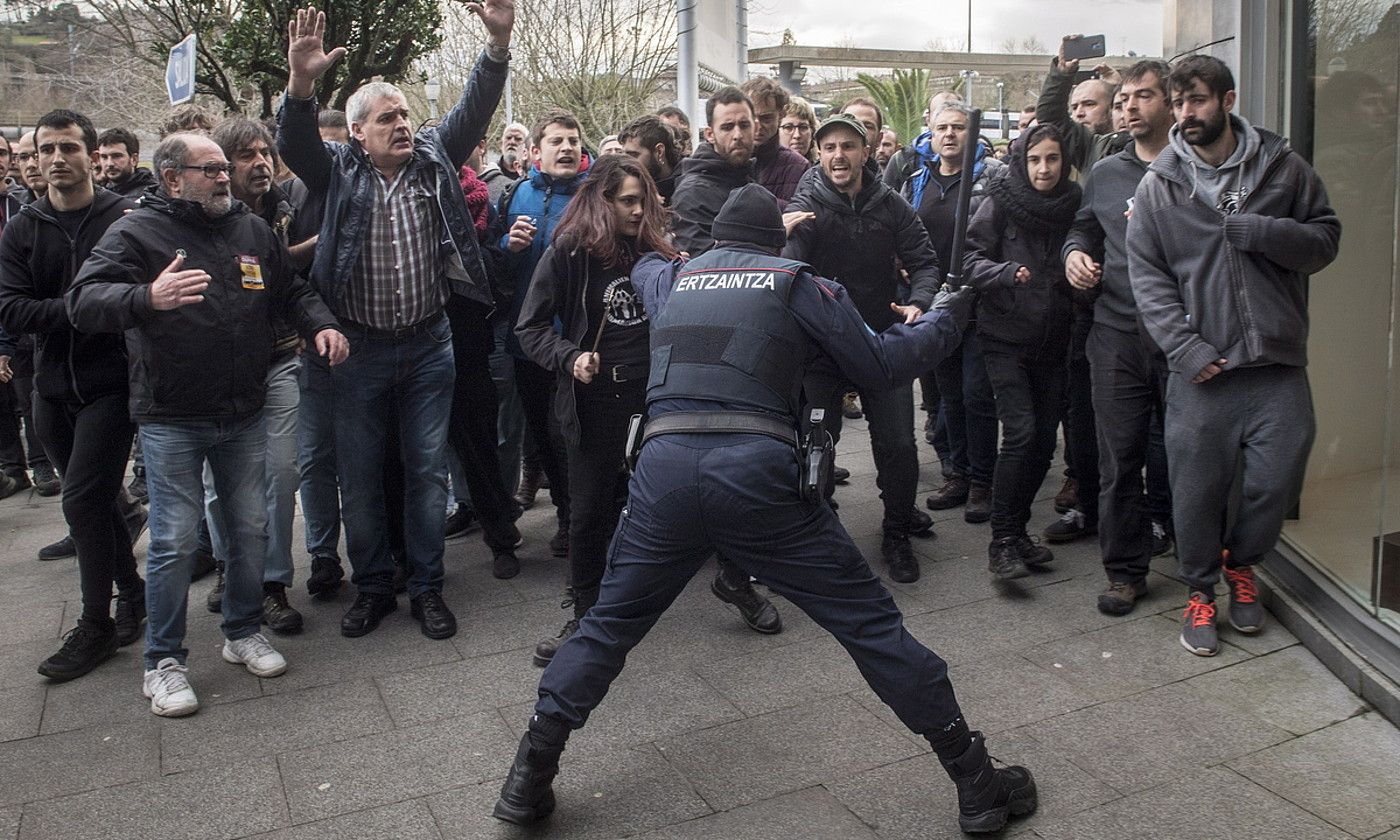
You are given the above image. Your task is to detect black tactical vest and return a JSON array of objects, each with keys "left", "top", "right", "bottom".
[{"left": 646, "top": 248, "right": 810, "bottom": 420}]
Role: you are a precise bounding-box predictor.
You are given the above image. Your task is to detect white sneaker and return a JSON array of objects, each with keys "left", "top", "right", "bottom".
[
  {"left": 221, "top": 632, "right": 288, "bottom": 677},
  {"left": 142, "top": 658, "right": 200, "bottom": 717}
]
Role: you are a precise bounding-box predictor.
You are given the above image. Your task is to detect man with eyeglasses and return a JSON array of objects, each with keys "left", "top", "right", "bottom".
[{"left": 68, "top": 131, "right": 348, "bottom": 717}]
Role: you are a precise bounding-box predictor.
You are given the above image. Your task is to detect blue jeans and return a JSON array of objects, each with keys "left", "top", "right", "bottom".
[
  {"left": 205, "top": 355, "right": 301, "bottom": 585},
  {"left": 332, "top": 316, "right": 455, "bottom": 598},
  {"left": 933, "top": 328, "right": 998, "bottom": 486},
  {"left": 297, "top": 350, "right": 341, "bottom": 561},
  {"left": 141, "top": 415, "right": 268, "bottom": 668}
]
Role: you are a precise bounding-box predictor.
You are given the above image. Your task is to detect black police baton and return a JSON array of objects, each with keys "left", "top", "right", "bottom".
[{"left": 942, "top": 108, "right": 983, "bottom": 292}]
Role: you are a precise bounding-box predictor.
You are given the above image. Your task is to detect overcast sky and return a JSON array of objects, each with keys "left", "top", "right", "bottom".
[{"left": 746, "top": 0, "right": 1165, "bottom": 58}]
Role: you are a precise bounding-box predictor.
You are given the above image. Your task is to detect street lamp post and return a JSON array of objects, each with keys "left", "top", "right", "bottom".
[
  {"left": 996, "top": 80, "right": 1006, "bottom": 138},
  {"left": 425, "top": 77, "right": 441, "bottom": 120}
]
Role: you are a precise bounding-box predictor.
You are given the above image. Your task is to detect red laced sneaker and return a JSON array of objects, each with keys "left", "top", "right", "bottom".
[
  {"left": 1180, "top": 591, "right": 1219, "bottom": 656},
  {"left": 1223, "top": 563, "right": 1265, "bottom": 634}
]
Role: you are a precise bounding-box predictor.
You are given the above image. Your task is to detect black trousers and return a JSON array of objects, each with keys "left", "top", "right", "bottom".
[
  {"left": 32, "top": 391, "right": 141, "bottom": 621},
  {"left": 513, "top": 357, "right": 570, "bottom": 526},
  {"left": 983, "top": 342, "right": 1066, "bottom": 540},
  {"left": 566, "top": 376, "right": 645, "bottom": 595},
  {"left": 805, "top": 370, "right": 917, "bottom": 532},
  {"left": 446, "top": 297, "right": 521, "bottom": 551},
  {"left": 1065, "top": 307, "right": 1100, "bottom": 518},
  {"left": 1086, "top": 323, "right": 1171, "bottom": 584}
]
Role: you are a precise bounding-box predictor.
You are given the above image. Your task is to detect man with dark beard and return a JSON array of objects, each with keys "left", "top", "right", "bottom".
[
  {"left": 97, "top": 128, "right": 157, "bottom": 198},
  {"left": 617, "top": 114, "right": 681, "bottom": 204},
  {"left": 1128, "top": 55, "right": 1340, "bottom": 657}
]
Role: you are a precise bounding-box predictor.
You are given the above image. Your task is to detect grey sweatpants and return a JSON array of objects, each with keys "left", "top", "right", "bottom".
[{"left": 1163, "top": 364, "right": 1314, "bottom": 591}]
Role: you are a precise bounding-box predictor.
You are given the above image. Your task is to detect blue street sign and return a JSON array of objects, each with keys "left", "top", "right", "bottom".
[{"left": 166, "top": 34, "right": 197, "bottom": 105}]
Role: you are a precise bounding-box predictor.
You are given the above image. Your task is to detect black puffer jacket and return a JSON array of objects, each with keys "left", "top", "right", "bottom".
[
  {"left": 0, "top": 187, "right": 135, "bottom": 402},
  {"left": 670, "top": 141, "right": 755, "bottom": 254},
  {"left": 106, "top": 167, "right": 159, "bottom": 199},
  {"left": 964, "top": 171, "right": 1082, "bottom": 351},
  {"left": 67, "top": 191, "right": 339, "bottom": 422}
]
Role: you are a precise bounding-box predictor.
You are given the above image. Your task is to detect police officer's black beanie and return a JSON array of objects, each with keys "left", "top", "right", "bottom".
[{"left": 711, "top": 184, "right": 786, "bottom": 249}]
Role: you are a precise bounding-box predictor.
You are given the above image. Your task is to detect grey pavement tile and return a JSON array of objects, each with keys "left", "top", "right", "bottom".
[
  {"left": 160, "top": 679, "right": 394, "bottom": 774},
  {"left": 636, "top": 786, "right": 877, "bottom": 840},
  {"left": 277, "top": 709, "right": 517, "bottom": 825},
  {"left": 450, "top": 594, "right": 585, "bottom": 660},
  {"left": 18, "top": 758, "right": 288, "bottom": 840},
  {"left": 0, "top": 719, "right": 159, "bottom": 807},
  {"left": 1186, "top": 646, "right": 1369, "bottom": 736},
  {"left": 3, "top": 602, "right": 64, "bottom": 646},
  {"left": 692, "top": 633, "right": 871, "bottom": 717},
  {"left": 824, "top": 729, "right": 1120, "bottom": 840},
  {"left": 1021, "top": 614, "right": 1252, "bottom": 701},
  {"left": 655, "top": 694, "right": 922, "bottom": 811},
  {"left": 501, "top": 660, "right": 746, "bottom": 754},
  {"left": 623, "top": 585, "right": 827, "bottom": 670},
  {"left": 375, "top": 649, "right": 544, "bottom": 729},
  {"left": 0, "top": 686, "right": 43, "bottom": 744},
  {"left": 1228, "top": 712, "right": 1400, "bottom": 839},
  {"left": 1022, "top": 571, "right": 1184, "bottom": 634},
  {"left": 0, "top": 640, "right": 64, "bottom": 693},
  {"left": 1028, "top": 681, "right": 1292, "bottom": 794},
  {"left": 257, "top": 615, "right": 464, "bottom": 695},
  {"left": 40, "top": 647, "right": 261, "bottom": 735},
  {"left": 427, "top": 743, "right": 711, "bottom": 840},
  {"left": 1029, "top": 766, "right": 1353, "bottom": 840},
  {"left": 1372, "top": 830, "right": 1400, "bottom": 840},
  {"left": 900, "top": 593, "right": 1081, "bottom": 668},
  {"left": 0, "top": 807, "right": 18, "bottom": 840},
  {"left": 940, "top": 651, "right": 1100, "bottom": 734},
  {"left": 244, "top": 800, "right": 442, "bottom": 840}
]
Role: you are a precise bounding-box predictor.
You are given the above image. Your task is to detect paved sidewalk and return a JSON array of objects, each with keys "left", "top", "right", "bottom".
[{"left": 2, "top": 419, "right": 1399, "bottom": 839}]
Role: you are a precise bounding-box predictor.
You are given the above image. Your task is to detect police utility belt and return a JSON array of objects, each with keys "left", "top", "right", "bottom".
[{"left": 625, "top": 409, "right": 834, "bottom": 503}]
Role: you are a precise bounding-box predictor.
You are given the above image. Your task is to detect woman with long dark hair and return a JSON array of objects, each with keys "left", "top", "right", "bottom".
[
  {"left": 963, "top": 123, "right": 1085, "bottom": 582},
  {"left": 515, "top": 154, "right": 676, "bottom": 666}
]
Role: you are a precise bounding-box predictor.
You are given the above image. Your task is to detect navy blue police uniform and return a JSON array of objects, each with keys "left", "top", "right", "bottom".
[{"left": 494, "top": 184, "right": 1039, "bottom": 836}]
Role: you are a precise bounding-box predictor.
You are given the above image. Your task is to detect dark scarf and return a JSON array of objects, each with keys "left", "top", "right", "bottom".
[{"left": 987, "top": 127, "right": 1082, "bottom": 237}]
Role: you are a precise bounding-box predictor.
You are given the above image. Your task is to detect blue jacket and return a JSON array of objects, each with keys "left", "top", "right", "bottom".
[
  {"left": 497, "top": 166, "right": 585, "bottom": 357},
  {"left": 276, "top": 51, "right": 508, "bottom": 316},
  {"left": 902, "top": 133, "right": 997, "bottom": 211}
]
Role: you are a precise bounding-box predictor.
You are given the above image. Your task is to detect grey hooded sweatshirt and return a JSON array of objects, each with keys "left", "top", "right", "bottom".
[{"left": 1127, "top": 117, "right": 1341, "bottom": 377}]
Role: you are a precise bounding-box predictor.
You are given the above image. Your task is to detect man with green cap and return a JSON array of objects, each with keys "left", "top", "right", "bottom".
[{"left": 785, "top": 113, "right": 945, "bottom": 583}]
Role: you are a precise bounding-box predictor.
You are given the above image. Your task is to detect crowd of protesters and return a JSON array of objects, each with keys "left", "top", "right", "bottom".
[{"left": 0, "top": 7, "right": 1343, "bottom": 822}]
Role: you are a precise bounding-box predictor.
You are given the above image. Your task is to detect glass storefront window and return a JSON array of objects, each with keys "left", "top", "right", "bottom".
[{"left": 1282, "top": 1, "right": 1400, "bottom": 626}]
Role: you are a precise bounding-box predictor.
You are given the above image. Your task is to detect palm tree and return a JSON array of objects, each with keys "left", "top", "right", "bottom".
[{"left": 856, "top": 67, "right": 930, "bottom": 145}]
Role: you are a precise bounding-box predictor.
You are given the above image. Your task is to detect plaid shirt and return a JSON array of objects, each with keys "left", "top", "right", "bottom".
[{"left": 343, "top": 164, "right": 448, "bottom": 329}]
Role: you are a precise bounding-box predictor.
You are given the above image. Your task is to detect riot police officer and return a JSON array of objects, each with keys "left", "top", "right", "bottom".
[{"left": 492, "top": 184, "right": 1039, "bottom": 835}]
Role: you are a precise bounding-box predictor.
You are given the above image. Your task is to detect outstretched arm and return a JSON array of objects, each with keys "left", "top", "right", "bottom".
[
  {"left": 438, "top": 0, "right": 515, "bottom": 168},
  {"left": 285, "top": 7, "right": 346, "bottom": 100}
]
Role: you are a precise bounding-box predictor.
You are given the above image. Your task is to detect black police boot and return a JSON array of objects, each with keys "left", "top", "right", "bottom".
[
  {"left": 938, "top": 730, "right": 1038, "bottom": 834},
  {"left": 882, "top": 532, "right": 920, "bottom": 583},
  {"left": 711, "top": 567, "right": 782, "bottom": 634},
  {"left": 493, "top": 713, "right": 570, "bottom": 825}
]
